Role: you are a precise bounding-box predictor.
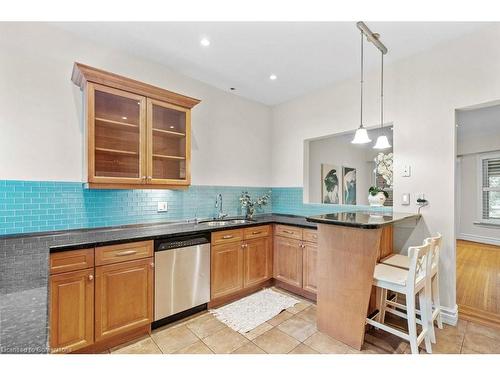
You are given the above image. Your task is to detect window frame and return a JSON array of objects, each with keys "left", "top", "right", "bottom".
[{"left": 477, "top": 151, "right": 500, "bottom": 224}]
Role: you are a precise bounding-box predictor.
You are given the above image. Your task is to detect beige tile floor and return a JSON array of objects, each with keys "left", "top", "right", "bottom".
[{"left": 108, "top": 288, "right": 500, "bottom": 354}]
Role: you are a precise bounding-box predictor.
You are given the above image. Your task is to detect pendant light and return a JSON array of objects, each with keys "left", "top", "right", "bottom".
[
  {"left": 373, "top": 51, "right": 392, "bottom": 149},
  {"left": 352, "top": 31, "right": 371, "bottom": 144}
]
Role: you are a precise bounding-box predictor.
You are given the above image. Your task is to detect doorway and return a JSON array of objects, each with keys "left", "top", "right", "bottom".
[{"left": 455, "top": 103, "right": 500, "bottom": 327}]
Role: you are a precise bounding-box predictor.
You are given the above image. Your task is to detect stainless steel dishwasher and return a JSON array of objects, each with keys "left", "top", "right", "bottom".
[{"left": 154, "top": 233, "right": 210, "bottom": 324}]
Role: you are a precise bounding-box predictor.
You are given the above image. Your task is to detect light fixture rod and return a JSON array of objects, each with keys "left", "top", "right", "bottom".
[{"left": 356, "top": 21, "right": 388, "bottom": 55}]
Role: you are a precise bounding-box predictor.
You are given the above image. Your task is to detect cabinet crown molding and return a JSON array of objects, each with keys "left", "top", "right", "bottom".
[{"left": 71, "top": 62, "right": 201, "bottom": 109}]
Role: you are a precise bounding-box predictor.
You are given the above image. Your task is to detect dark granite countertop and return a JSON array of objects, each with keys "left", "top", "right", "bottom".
[
  {"left": 306, "top": 211, "right": 420, "bottom": 229},
  {"left": 0, "top": 213, "right": 315, "bottom": 353}
]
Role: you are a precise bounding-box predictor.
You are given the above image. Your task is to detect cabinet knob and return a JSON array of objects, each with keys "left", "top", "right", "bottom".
[
  {"left": 88, "top": 274, "right": 94, "bottom": 281},
  {"left": 150, "top": 262, "right": 155, "bottom": 269}
]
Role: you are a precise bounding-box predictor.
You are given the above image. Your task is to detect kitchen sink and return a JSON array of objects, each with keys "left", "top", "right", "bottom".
[
  {"left": 228, "top": 219, "right": 255, "bottom": 224},
  {"left": 200, "top": 218, "right": 256, "bottom": 226},
  {"left": 203, "top": 221, "right": 229, "bottom": 226}
]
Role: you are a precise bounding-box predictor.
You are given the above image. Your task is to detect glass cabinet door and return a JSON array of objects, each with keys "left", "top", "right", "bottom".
[
  {"left": 89, "top": 84, "right": 146, "bottom": 183},
  {"left": 147, "top": 98, "right": 190, "bottom": 184}
]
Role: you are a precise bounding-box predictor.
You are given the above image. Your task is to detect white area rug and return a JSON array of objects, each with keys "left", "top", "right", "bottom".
[{"left": 211, "top": 289, "right": 299, "bottom": 333}]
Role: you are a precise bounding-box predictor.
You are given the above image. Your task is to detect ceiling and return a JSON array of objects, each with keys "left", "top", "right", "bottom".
[{"left": 54, "top": 22, "right": 490, "bottom": 106}]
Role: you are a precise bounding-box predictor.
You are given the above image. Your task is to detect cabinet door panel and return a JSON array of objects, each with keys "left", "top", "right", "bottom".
[
  {"left": 147, "top": 98, "right": 190, "bottom": 185},
  {"left": 244, "top": 237, "right": 271, "bottom": 287},
  {"left": 273, "top": 236, "right": 302, "bottom": 288},
  {"left": 302, "top": 243, "right": 318, "bottom": 294},
  {"left": 50, "top": 269, "right": 94, "bottom": 353},
  {"left": 211, "top": 243, "right": 243, "bottom": 299},
  {"left": 95, "top": 258, "right": 153, "bottom": 341},
  {"left": 88, "top": 83, "right": 147, "bottom": 184}
]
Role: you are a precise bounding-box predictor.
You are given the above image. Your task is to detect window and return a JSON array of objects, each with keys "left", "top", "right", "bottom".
[{"left": 479, "top": 153, "right": 500, "bottom": 222}]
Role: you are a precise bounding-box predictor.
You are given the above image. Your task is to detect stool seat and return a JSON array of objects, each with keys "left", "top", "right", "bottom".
[
  {"left": 381, "top": 254, "right": 410, "bottom": 269},
  {"left": 374, "top": 263, "right": 408, "bottom": 286}
]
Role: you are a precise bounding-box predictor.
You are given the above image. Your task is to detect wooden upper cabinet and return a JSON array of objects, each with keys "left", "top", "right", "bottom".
[
  {"left": 147, "top": 99, "right": 190, "bottom": 185},
  {"left": 88, "top": 84, "right": 147, "bottom": 185},
  {"left": 71, "top": 62, "right": 200, "bottom": 189}
]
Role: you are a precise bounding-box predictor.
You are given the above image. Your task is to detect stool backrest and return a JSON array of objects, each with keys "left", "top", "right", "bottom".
[
  {"left": 424, "top": 233, "right": 442, "bottom": 271},
  {"left": 406, "top": 242, "right": 431, "bottom": 292}
]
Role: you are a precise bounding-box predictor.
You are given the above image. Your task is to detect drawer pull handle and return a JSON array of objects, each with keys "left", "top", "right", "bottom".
[
  {"left": 251, "top": 231, "right": 262, "bottom": 235},
  {"left": 116, "top": 250, "right": 138, "bottom": 256},
  {"left": 222, "top": 235, "right": 233, "bottom": 239},
  {"left": 283, "top": 230, "right": 294, "bottom": 234}
]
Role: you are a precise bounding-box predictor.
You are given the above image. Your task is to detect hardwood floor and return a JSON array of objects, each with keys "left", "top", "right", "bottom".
[{"left": 456, "top": 240, "right": 500, "bottom": 328}]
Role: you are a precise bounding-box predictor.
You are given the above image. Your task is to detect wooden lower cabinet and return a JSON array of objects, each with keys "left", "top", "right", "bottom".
[
  {"left": 273, "top": 236, "right": 303, "bottom": 288},
  {"left": 211, "top": 242, "right": 244, "bottom": 300},
  {"left": 49, "top": 268, "right": 94, "bottom": 353},
  {"left": 243, "top": 237, "right": 272, "bottom": 288},
  {"left": 302, "top": 242, "right": 318, "bottom": 294},
  {"left": 95, "top": 257, "right": 153, "bottom": 342}
]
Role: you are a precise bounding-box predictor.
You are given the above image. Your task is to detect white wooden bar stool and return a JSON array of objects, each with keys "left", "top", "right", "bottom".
[
  {"left": 380, "top": 234, "right": 443, "bottom": 342},
  {"left": 366, "top": 242, "right": 433, "bottom": 354}
]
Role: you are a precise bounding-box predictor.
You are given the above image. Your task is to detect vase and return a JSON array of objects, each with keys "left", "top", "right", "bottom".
[
  {"left": 246, "top": 206, "right": 255, "bottom": 219},
  {"left": 368, "top": 192, "right": 386, "bottom": 207}
]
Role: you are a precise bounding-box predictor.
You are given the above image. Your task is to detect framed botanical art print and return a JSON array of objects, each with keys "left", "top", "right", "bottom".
[
  {"left": 321, "top": 164, "right": 341, "bottom": 204},
  {"left": 342, "top": 166, "right": 356, "bottom": 205}
]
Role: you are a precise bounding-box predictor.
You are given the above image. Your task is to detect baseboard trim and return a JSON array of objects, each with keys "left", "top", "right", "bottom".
[
  {"left": 458, "top": 233, "right": 500, "bottom": 246},
  {"left": 440, "top": 304, "right": 459, "bottom": 326}
]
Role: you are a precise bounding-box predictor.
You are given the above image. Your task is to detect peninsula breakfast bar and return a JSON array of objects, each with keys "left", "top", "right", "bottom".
[{"left": 306, "top": 211, "right": 420, "bottom": 350}]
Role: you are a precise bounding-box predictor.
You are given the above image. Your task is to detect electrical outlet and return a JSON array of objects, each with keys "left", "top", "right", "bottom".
[
  {"left": 402, "top": 165, "right": 411, "bottom": 177},
  {"left": 402, "top": 193, "right": 410, "bottom": 206},
  {"left": 157, "top": 202, "right": 168, "bottom": 212}
]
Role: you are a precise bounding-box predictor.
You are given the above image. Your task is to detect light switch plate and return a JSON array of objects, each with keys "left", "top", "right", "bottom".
[
  {"left": 402, "top": 165, "right": 411, "bottom": 177},
  {"left": 157, "top": 202, "right": 168, "bottom": 212}
]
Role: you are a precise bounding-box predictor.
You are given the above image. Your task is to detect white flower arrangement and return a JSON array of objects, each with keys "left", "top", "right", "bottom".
[{"left": 374, "top": 152, "right": 393, "bottom": 188}]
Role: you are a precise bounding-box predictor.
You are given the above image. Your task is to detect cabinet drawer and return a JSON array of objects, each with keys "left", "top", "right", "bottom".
[
  {"left": 95, "top": 240, "right": 153, "bottom": 266},
  {"left": 303, "top": 229, "right": 318, "bottom": 243},
  {"left": 212, "top": 229, "right": 243, "bottom": 245},
  {"left": 50, "top": 248, "right": 94, "bottom": 275},
  {"left": 275, "top": 225, "right": 303, "bottom": 240},
  {"left": 243, "top": 225, "right": 271, "bottom": 240}
]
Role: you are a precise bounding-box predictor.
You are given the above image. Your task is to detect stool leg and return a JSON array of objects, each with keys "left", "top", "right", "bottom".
[
  {"left": 432, "top": 273, "right": 443, "bottom": 329},
  {"left": 418, "top": 288, "right": 433, "bottom": 354},
  {"left": 378, "top": 288, "right": 387, "bottom": 324},
  {"left": 406, "top": 291, "right": 419, "bottom": 354}
]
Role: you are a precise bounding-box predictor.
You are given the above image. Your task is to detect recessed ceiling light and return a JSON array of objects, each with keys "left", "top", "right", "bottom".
[
  {"left": 122, "top": 116, "right": 127, "bottom": 120},
  {"left": 200, "top": 38, "right": 210, "bottom": 47},
  {"left": 269, "top": 74, "right": 277, "bottom": 81},
  {"left": 170, "top": 126, "right": 175, "bottom": 129}
]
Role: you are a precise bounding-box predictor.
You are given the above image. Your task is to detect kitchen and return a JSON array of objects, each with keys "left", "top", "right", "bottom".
[{"left": 2, "top": 2, "right": 500, "bottom": 372}]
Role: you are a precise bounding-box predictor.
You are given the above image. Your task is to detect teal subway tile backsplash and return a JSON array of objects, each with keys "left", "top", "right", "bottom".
[
  {"left": 0, "top": 181, "right": 391, "bottom": 235},
  {"left": 0, "top": 181, "right": 271, "bottom": 235},
  {"left": 271, "top": 187, "right": 392, "bottom": 216}
]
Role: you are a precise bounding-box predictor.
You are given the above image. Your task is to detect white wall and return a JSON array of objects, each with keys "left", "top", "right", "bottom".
[
  {"left": 271, "top": 24, "right": 500, "bottom": 317},
  {"left": 0, "top": 23, "right": 272, "bottom": 186}
]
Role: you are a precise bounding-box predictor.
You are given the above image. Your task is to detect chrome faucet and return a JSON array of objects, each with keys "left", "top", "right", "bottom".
[{"left": 215, "top": 193, "right": 227, "bottom": 220}]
